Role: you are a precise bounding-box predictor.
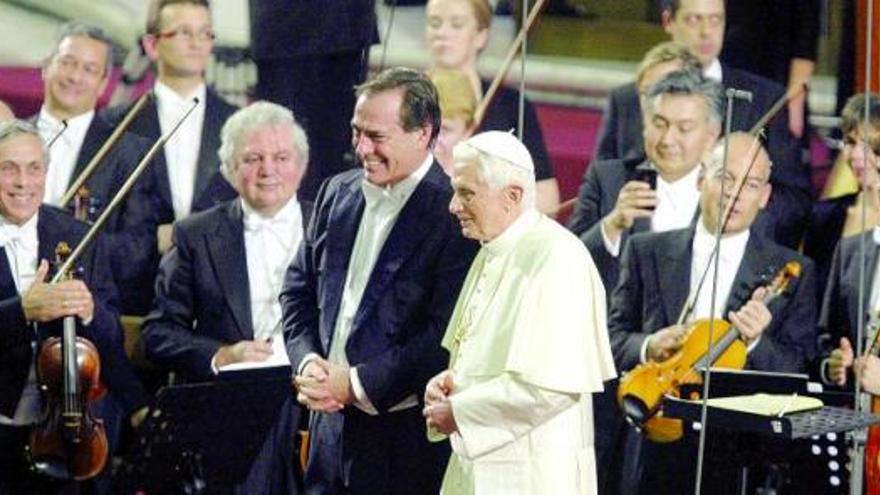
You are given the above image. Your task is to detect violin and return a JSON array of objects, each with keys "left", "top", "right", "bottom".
[
  {"left": 616, "top": 261, "right": 801, "bottom": 443},
  {"left": 28, "top": 242, "right": 108, "bottom": 480},
  {"left": 862, "top": 312, "right": 880, "bottom": 494}
]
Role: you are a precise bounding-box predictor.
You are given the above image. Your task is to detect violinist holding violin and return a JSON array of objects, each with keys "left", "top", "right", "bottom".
[
  {"left": 607, "top": 132, "right": 817, "bottom": 494},
  {"left": 0, "top": 121, "right": 147, "bottom": 494}
]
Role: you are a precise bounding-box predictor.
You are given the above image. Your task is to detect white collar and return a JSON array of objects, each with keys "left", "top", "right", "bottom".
[
  {"left": 657, "top": 165, "right": 701, "bottom": 194},
  {"left": 693, "top": 215, "right": 751, "bottom": 258},
  {"left": 361, "top": 153, "right": 433, "bottom": 207},
  {"left": 0, "top": 211, "right": 39, "bottom": 248},
  {"left": 38, "top": 107, "right": 94, "bottom": 139},
  {"left": 154, "top": 80, "right": 207, "bottom": 107},
  {"left": 483, "top": 208, "right": 541, "bottom": 257},
  {"left": 241, "top": 194, "right": 301, "bottom": 227},
  {"left": 704, "top": 59, "right": 723, "bottom": 82}
]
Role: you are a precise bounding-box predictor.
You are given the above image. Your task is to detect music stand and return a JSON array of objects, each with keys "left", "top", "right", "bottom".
[
  {"left": 662, "top": 368, "right": 880, "bottom": 493},
  {"left": 114, "top": 365, "right": 293, "bottom": 494}
]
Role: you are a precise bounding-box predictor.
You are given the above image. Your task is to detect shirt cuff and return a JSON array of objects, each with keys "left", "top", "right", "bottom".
[
  {"left": 350, "top": 367, "right": 379, "bottom": 416},
  {"left": 297, "top": 352, "right": 322, "bottom": 376},
  {"left": 600, "top": 221, "right": 622, "bottom": 258},
  {"left": 210, "top": 354, "right": 219, "bottom": 375},
  {"left": 639, "top": 334, "right": 651, "bottom": 364}
]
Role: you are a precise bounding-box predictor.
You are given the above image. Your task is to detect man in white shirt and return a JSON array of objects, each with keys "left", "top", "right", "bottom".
[
  {"left": 423, "top": 131, "right": 616, "bottom": 495},
  {"left": 0, "top": 120, "right": 147, "bottom": 493},
  {"left": 282, "top": 67, "right": 477, "bottom": 495},
  {"left": 569, "top": 70, "right": 722, "bottom": 293},
  {"left": 103, "top": 0, "right": 238, "bottom": 314},
  {"left": 142, "top": 101, "right": 309, "bottom": 493},
  {"left": 608, "top": 132, "right": 816, "bottom": 493}
]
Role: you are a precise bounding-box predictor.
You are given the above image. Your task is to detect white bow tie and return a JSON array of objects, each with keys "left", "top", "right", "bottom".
[
  {"left": 0, "top": 226, "right": 37, "bottom": 251},
  {"left": 244, "top": 214, "right": 292, "bottom": 237}
]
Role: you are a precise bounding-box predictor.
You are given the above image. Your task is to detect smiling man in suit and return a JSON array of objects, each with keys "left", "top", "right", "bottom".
[
  {"left": 608, "top": 132, "right": 816, "bottom": 493},
  {"left": 593, "top": 0, "right": 812, "bottom": 248},
  {"left": 281, "top": 67, "right": 477, "bottom": 495},
  {"left": 0, "top": 120, "right": 147, "bottom": 494},
  {"left": 142, "top": 101, "right": 310, "bottom": 493}
]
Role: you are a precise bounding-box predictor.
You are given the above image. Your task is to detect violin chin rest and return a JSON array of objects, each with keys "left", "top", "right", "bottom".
[{"left": 621, "top": 395, "right": 650, "bottom": 427}]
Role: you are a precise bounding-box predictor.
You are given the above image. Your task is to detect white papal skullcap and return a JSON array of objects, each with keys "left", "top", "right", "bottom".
[{"left": 463, "top": 130, "right": 534, "bottom": 174}]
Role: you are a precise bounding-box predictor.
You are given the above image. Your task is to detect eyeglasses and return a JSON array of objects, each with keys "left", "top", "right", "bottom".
[{"left": 154, "top": 28, "right": 216, "bottom": 43}]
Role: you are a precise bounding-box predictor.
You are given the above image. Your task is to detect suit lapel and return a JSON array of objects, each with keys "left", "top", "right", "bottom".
[
  {"left": 193, "top": 91, "right": 221, "bottom": 200},
  {"left": 321, "top": 178, "right": 365, "bottom": 347},
  {"left": 206, "top": 201, "right": 253, "bottom": 340},
  {"left": 71, "top": 117, "right": 112, "bottom": 191},
  {"left": 659, "top": 229, "right": 695, "bottom": 325},
  {"left": 0, "top": 249, "right": 17, "bottom": 300},
  {"left": 351, "top": 164, "right": 443, "bottom": 330}
]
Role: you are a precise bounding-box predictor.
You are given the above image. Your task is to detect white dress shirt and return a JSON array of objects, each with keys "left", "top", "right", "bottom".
[
  {"left": 704, "top": 58, "right": 723, "bottom": 82},
  {"left": 602, "top": 164, "right": 701, "bottom": 257},
  {"left": 689, "top": 218, "right": 750, "bottom": 321},
  {"left": 0, "top": 213, "right": 41, "bottom": 425},
  {"left": 154, "top": 81, "right": 207, "bottom": 220},
  {"left": 242, "top": 196, "right": 303, "bottom": 365},
  {"left": 319, "top": 155, "right": 433, "bottom": 415},
  {"left": 38, "top": 108, "right": 94, "bottom": 206}
]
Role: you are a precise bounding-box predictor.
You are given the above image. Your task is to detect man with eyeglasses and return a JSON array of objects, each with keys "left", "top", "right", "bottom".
[
  {"left": 104, "top": 0, "right": 238, "bottom": 315},
  {"left": 607, "top": 132, "right": 816, "bottom": 493},
  {"left": 593, "top": 0, "right": 811, "bottom": 250}
]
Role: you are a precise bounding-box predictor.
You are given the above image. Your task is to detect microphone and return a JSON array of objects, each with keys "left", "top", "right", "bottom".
[
  {"left": 46, "top": 120, "right": 69, "bottom": 149},
  {"left": 725, "top": 88, "right": 753, "bottom": 102}
]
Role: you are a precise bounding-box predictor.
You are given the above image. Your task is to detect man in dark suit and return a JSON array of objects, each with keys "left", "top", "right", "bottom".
[
  {"left": 0, "top": 120, "right": 147, "bottom": 494},
  {"left": 569, "top": 70, "right": 721, "bottom": 293},
  {"left": 608, "top": 132, "right": 816, "bottom": 494},
  {"left": 281, "top": 67, "right": 477, "bottom": 494},
  {"left": 142, "top": 101, "right": 312, "bottom": 493},
  {"left": 34, "top": 22, "right": 160, "bottom": 317},
  {"left": 104, "top": 0, "right": 238, "bottom": 314},
  {"left": 250, "top": 0, "right": 377, "bottom": 202},
  {"left": 594, "top": 0, "right": 812, "bottom": 248}
]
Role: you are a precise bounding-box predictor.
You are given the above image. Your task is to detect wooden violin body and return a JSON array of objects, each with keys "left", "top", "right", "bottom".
[
  {"left": 617, "top": 319, "right": 746, "bottom": 442},
  {"left": 617, "top": 262, "right": 800, "bottom": 443},
  {"left": 28, "top": 242, "right": 108, "bottom": 481}
]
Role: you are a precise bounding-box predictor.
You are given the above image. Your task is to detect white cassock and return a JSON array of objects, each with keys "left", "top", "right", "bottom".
[{"left": 434, "top": 208, "right": 617, "bottom": 495}]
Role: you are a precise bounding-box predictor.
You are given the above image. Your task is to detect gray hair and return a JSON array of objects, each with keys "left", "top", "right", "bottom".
[
  {"left": 701, "top": 133, "right": 773, "bottom": 180},
  {"left": 218, "top": 101, "right": 309, "bottom": 182},
  {"left": 452, "top": 141, "right": 536, "bottom": 208},
  {"left": 644, "top": 70, "right": 724, "bottom": 126},
  {"left": 0, "top": 120, "right": 48, "bottom": 163},
  {"left": 49, "top": 22, "right": 116, "bottom": 76}
]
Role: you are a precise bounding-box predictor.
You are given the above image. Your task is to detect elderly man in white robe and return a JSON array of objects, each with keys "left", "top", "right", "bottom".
[{"left": 423, "top": 131, "right": 617, "bottom": 495}]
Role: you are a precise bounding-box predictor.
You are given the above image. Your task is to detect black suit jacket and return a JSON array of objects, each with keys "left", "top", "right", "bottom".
[
  {"left": 0, "top": 206, "right": 147, "bottom": 417},
  {"left": 142, "top": 199, "right": 311, "bottom": 382},
  {"left": 566, "top": 156, "right": 653, "bottom": 291},
  {"left": 281, "top": 162, "right": 477, "bottom": 494},
  {"left": 608, "top": 227, "right": 817, "bottom": 374},
  {"left": 592, "top": 65, "right": 811, "bottom": 247},
  {"left": 803, "top": 193, "right": 857, "bottom": 306},
  {"left": 819, "top": 230, "right": 879, "bottom": 348}
]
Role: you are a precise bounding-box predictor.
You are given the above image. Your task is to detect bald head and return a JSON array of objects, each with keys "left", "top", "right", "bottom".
[{"left": 0, "top": 100, "right": 14, "bottom": 122}]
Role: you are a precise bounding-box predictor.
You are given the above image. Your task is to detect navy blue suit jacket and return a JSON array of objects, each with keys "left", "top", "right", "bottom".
[
  {"left": 609, "top": 227, "right": 817, "bottom": 374},
  {"left": 281, "top": 162, "right": 477, "bottom": 493},
  {"left": 0, "top": 206, "right": 147, "bottom": 417},
  {"left": 592, "top": 65, "right": 812, "bottom": 247}
]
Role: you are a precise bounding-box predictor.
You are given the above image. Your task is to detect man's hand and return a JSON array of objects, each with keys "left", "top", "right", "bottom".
[
  {"left": 729, "top": 287, "right": 772, "bottom": 345},
  {"left": 602, "top": 181, "right": 657, "bottom": 243},
  {"left": 646, "top": 324, "right": 688, "bottom": 362},
  {"left": 855, "top": 355, "right": 880, "bottom": 395},
  {"left": 828, "top": 337, "right": 854, "bottom": 386},
  {"left": 294, "top": 357, "right": 352, "bottom": 413},
  {"left": 424, "top": 370, "right": 454, "bottom": 408},
  {"left": 22, "top": 260, "right": 94, "bottom": 322},
  {"left": 424, "top": 399, "right": 458, "bottom": 436},
  {"left": 157, "top": 224, "right": 174, "bottom": 254},
  {"left": 787, "top": 93, "right": 806, "bottom": 138},
  {"left": 213, "top": 340, "right": 273, "bottom": 368}
]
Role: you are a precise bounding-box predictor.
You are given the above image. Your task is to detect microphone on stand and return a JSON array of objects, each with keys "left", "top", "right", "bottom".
[{"left": 725, "top": 88, "right": 754, "bottom": 103}]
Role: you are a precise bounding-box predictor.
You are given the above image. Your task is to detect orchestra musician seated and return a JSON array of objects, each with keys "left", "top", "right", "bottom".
[
  {"left": 141, "top": 101, "right": 308, "bottom": 494},
  {"left": 607, "top": 132, "right": 816, "bottom": 494},
  {"left": 0, "top": 120, "right": 147, "bottom": 494}
]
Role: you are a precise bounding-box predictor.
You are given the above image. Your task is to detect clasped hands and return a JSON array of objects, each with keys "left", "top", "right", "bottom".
[
  {"left": 423, "top": 370, "right": 457, "bottom": 435},
  {"left": 647, "top": 287, "right": 771, "bottom": 362},
  {"left": 828, "top": 337, "right": 880, "bottom": 394},
  {"left": 22, "top": 260, "right": 94, "bottom": 323},
  {"left": 294, "top": 357, "right": 353, "bottom": 413}
]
